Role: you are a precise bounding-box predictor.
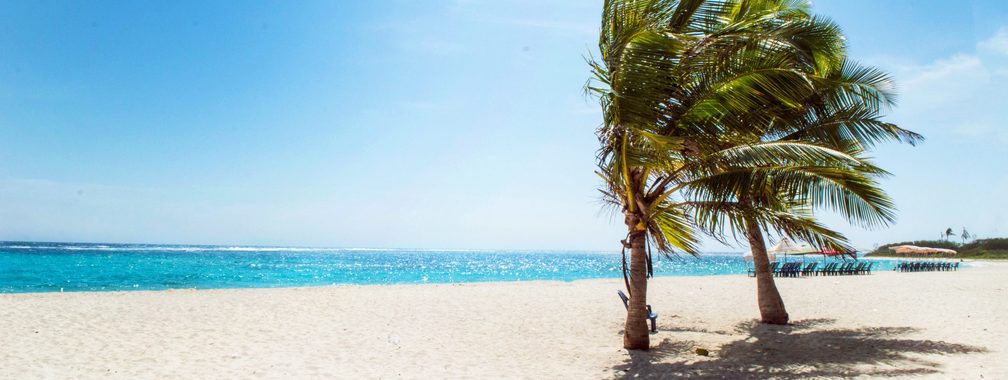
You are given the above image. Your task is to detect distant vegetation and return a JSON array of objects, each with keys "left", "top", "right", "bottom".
[{"left": 867, "top": 238, "right": 1008, "bottom": 259}]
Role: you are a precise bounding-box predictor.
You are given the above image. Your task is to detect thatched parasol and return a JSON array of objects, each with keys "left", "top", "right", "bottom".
[{"left": 889, "top": 245, "right": 957, "bottom": 256}]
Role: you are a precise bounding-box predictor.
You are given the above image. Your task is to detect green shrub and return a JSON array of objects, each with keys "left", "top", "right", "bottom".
[{"left": 960, "top": 238, "right": 1008, "bottom": 251}]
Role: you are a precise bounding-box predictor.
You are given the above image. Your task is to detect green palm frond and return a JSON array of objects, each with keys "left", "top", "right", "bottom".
[
  {"left": 684, "top": 162, "right": 896, "bottom": 229},
  {"left": 701, "top": 141, "right": 865, "bottom": 170},
  {"left": 647, "top": 199, "right": 701, "bottom": 255},
  {"left": 756, "top": 207, "right": 852, "bottom": 250},
  {"left": 588, "top": 0, "right": 917, "bottom": 262}
]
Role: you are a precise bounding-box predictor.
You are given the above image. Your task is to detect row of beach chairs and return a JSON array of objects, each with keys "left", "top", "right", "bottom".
[
  {"left": 894, "top": 261, "right": 959, "bottom": 272},
  {"left": 748, "top": 261, "right": 874, "bottom": 278}
]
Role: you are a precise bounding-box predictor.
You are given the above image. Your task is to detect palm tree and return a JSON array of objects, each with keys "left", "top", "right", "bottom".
[
  {"left": 587, "top": 0, "right": 905, "bottom": 346},
  {"left": 678, "top": 64, "right": 921, "bottom": 322},
  {"left": 961, "top": 228, "right": 971, "bottom": 244},
  {"left": 588, "top": 0, "right": 922, "bottom": 342},
  {"left": 944, "top": 227, "right": 956, "bottom": 242},
  {"left": 701, "top": 56, "right": 923, "bottom": 322},
  {"left": 588, "top": 0, "right": 705, "bottom": 351}
]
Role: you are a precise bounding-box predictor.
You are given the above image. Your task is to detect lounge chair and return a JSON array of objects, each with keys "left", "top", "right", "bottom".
[
  {"left": 779, "top": 262, "right": 800, "bottom": 278},
  {"left": 817, "top": 262, "right": 834, "bottom": 276},
  {"left": 759, "top": 262, "right": 781, "bottom": 277},
  {"left": 853, "top": 262, "right": 866, "bottom": 275},
  {"left": 791, "top": 263, "right": 803, "bottom": 277},
  {"left": 826, "top": 263, "right": 837, "bottom": 275},
  {"left": 801, "top": 262, "right": 817, "bottom": 276},
  {"left": 780, "top": 263, "right": 793, "bottom": 277},
  {"left": 617, "top": 290, "right": 657, "bottom": 333},
  {"left": 829, "top": 262, "right": 842, "bottom": 276},
  {"left": 832, "top": 262, "right": 845, "bottom": 275},
  {"left": 774, "top": 262, "right": 787, "bottom": 277}
]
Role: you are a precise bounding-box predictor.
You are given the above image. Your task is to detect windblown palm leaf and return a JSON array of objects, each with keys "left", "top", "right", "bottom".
[{"left": 587, "top": 0, "right": 919, "bottom": 348}]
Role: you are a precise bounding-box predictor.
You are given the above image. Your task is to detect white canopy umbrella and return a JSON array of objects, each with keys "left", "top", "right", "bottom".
[
  {"left": 745, "top": 237, "right": 820, "bottom": 263},
  {"left": 769, "top": 236, "right": 806, "bottom": 254},
  {"left": 768, "top": 237, "right": 816, "bottom": 260}
]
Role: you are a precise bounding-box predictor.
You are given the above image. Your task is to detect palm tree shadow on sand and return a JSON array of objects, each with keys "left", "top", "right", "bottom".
[{"left": 613, "top": 318, "right": 987, "bottom": 379}]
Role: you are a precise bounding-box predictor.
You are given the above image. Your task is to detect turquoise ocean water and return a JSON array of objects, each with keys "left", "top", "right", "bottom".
[{"left": 1, "top": 241, "right": 912, "bottom": 293}]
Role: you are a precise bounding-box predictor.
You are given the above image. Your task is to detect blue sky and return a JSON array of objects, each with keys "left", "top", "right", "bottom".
[{"left": 0, "top": 1, "right": 1005, "bottom": 251}]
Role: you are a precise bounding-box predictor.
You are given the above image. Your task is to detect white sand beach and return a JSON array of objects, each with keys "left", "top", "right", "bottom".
[{"left": 1, "top": 262, "right": 1005, "bottom": 379}]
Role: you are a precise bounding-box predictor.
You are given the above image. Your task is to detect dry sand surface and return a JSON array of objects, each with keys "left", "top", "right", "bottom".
[{"left": 1, "top": 261, "right": 1005, "bottom": 379}]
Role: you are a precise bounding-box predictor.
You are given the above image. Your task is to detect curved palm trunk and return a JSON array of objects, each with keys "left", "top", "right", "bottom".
[
  {"left": 744, "top": 216, "right": 789, "bottom": 324},
  {"left": 623, "top": 214, "right": 651, "bottom": 350}
]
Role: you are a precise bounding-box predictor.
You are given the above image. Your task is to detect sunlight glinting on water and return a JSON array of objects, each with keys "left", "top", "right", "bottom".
[{"left": 0, "top": 242, "right": 914, "bottom": 293}]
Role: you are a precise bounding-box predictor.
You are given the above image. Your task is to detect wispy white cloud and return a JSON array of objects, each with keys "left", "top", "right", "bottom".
[
  {"left": 904, "top": 54, "right": 984, "bottom": 83},
  {"left": 977, "top": 26, "right": 1008, "bottom": 55},
  {"left": 816, "top": 26, "right": 1008, "bottom": 248},
  {"left": 878, "top": 26, "right": 1008, "bottom": 148},
  {"left": 895, "top": 54, "right": 987, "bottom": 108}
]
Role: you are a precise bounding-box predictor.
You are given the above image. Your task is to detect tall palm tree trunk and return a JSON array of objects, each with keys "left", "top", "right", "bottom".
[
  {"left": 744, "top": 216, "right": 789, "bottom": 324},
  {"left": 623, "top": 213, "right": 651, "bottom": 350}
]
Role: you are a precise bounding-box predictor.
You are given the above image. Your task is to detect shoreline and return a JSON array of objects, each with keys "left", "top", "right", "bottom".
[
  {"left": 5, "top": 256, "right": 987, "bottom": 296},
  {"left": 2, "top": 264, "right": 1005, "bottom": 378}
]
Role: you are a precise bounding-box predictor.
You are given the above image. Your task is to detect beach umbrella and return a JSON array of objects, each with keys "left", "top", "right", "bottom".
[
  {"left": 824, "top": 248, "right": 861, "bottom": 261},
  {"left": 819, "top": 249, "right": 845, "bottom": 256},
  {"left": 768, "top": 237, "right": 803, "bottom": 254},
  {"left": 933, "top": 248, "right": 957, "bottom": 255},
  {"left": 790, "top": 249, "right": 841, "bottom": 262},
  {"left": 889, "top": 245, "right": 957, "bottom": 259},
  {"left": 768, "top": 237, "right": 816, "bottom": 260},
  {"left": 890, "top": 245, "right": 957, "bottom": 255},
  {"left": 889, "top": 245, "right": 921, "bottom": 255},
  {"left": 922, "top": 247, "right": 956, "bottom": 259},
  {"left": 785, "top": 250, "right": 814, "bottom": 263},
  {"left": 890, "top": 245, "right": 927, "bottom": 258}
]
